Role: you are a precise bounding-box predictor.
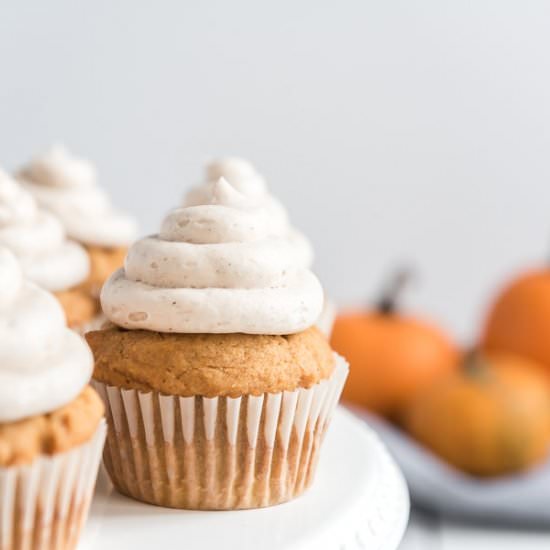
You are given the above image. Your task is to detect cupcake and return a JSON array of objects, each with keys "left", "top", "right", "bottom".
[
  {"left": 17, "top": 144, "right": 138, "bottom": 316},
  {"left": 185, "top": 157, "right": 335, "bottom": 336},
  {"left": 0, "top": 248, "right": 105, "bottom": 550},
  {"left": 0, "top": 169, "right": 95, "bottom": 328},
  {"left": 87, "top": 178, "right": 348, "bottom": 510}
]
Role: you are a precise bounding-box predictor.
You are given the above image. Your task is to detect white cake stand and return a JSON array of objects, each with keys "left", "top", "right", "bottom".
[{"left": 80, "top": 408, "right": 409, "bottom": 550}]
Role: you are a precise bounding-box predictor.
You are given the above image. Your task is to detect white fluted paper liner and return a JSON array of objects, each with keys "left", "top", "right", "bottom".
[
  {"left": 92, "top": 353, "right": 348, "bottom": 510},
  {"left": 0, "top": 420, "right": 106, "bottom": 550}
]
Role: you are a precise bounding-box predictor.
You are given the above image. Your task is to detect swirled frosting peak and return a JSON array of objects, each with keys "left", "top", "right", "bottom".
[
  {"left": 184, "top": 157, "right": 314, "bottom": 267},
  {"left": 0, "top": 248, "right": 93, "bottom": 423},
  {"left": 0, "top": 169, "right": 89, "bottom": 291},
  {"left": 18, "top": 144, "right": 138, "bottom": 247},
  {"left": 102, "top": 178, "right": 323, "bottom": 334}
]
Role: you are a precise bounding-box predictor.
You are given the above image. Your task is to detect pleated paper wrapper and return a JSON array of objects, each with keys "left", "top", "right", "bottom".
[
  {"left": 93, "top": 354, "right": 348, "bottom": 510},
  {"left": 0, "top": 420, "right": 106, "bottom": 550}
]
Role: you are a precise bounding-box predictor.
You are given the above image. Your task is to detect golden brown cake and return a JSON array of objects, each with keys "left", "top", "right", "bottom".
[
  {"left": 89, "top": 175, "right": 348, "bottom": 510},
  {"left": 0, "top": 249, "right": 106, "bottom": 550},
  {"left": 87, "top": 326, "right": 334, "bottom": 397},
  {"left": 82, "top": 244, "right": 127, "bottom": 297},
  {"left": 54, "top": 287, "right": 100, "bottom": 329},
  {"left": 0, "top": 386, "right": 104, "bottom": 467}
]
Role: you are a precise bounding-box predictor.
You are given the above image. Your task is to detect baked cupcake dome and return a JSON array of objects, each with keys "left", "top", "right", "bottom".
[
  {"left": 18, "top": 144, "right": 138, "bottom": 299},
  {"left": 88, "top": 178, "right": 347, "bottom": 510},
  {"left": 0, "top": 248, "right": 105, "bottom": 550},
  {"left": 0, "top": 169, "right": 95, "bottom": 327}
]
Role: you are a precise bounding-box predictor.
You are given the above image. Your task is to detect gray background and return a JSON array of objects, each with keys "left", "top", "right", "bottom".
[{"left": 1, "top": 1, "right": 550, "bottom": 342}]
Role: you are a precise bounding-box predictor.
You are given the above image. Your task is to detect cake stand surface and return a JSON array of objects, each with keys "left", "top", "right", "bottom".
[{"left": 79, "top": 408, "right": 409, "bottom": 550}]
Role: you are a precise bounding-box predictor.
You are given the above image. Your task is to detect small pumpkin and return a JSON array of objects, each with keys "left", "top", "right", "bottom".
[
  {"left": 402, "top": 350, "right": 550, "bottom": 477},
  {"left": 482, "top": 269, "right": 550, "bottom": 372},
  {"left": 330, "top": 270, "right": 458, "bottom": 416}
]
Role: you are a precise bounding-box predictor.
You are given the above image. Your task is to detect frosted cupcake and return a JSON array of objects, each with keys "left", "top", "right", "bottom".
[
  {"left": 0, "top": 169, "right": 94, "bottom": 328},
  {"left": 0, "top": 248, "right": 105, "bottom": 550},
  {"left": 87, "top": 178, "right": 347, "bottom": 510},
  {"left": 185, "top": 157, "right": 336, "bottom": 336},
  {"left": 17, "top": 144, "right": 138, "bottom": 304}
]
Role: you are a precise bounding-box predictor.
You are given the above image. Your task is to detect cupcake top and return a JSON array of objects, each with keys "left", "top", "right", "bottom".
[
  {"left": 0, "top": 169, "right": 89, "bottom": 291},
  {"left": 0, "top": 248, "right": 93, "bottom": 423},
  {"left": 18, "top": 144, "right": 138, "bottom": 247},
  {"left": 184, "top": 157, "right": 313, "bottom": 268},
  {"left": 102, "top": 178, "right": 324, "bottom": 334}
]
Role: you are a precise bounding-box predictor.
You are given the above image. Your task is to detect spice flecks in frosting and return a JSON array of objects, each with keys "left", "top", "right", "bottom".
[
  {"left": 0, "top": 248, "right": 93, "bottom": 422},
  {"left": 102, "top": 178, "right": 323, "bottom": 334},
  {"left": 184, "top": 158, "right": 314, "bottom": 267},
  {"left": 18, "top": 144, "right": 138, "bottom": 247},
  {"left": 0, "top": 170, "right": 89, "bottom": 291}
]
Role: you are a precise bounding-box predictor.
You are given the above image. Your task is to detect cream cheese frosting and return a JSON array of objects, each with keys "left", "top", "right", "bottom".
[
  {"left": 0, "top": 169, "right": 89, "bottom": 292},
  {"left": 102, "top": 178, "right": 324, "bottom": 334},
  {"left": 18, "top": 144, "right": 138, "bottom": 247},
  {"left": 0, "top": 248, "right": 93, "bottom": 423},
  {"left": 183, "top": 157, "right": 314, "bottom": 268}
]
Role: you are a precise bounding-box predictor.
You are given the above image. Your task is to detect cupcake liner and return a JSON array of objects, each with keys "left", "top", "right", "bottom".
[
  {"left": 92, "top": 354, "right": 348, "bottom": 510},
  {"left": 0, "top": 421, "right": 106, "bottom": 550}
]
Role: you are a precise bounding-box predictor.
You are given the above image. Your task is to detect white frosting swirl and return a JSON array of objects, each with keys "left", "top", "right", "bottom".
[
  {"left": 0, "top": 249, "right": 93, "bottom": 422},
  {"left": 0, "top": 170, "right": 89, "bottom": 291},
  {"left": 18, "top": 144, "right": 137, "bottom": 247},
  {"left": 184, "top": 158, "right": 313, "bottom": 268},
  {"left": 102, "top": 178, "right": 323, "bottom": 334}
]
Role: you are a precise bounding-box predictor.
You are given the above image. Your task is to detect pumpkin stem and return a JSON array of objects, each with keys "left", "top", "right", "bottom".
[
  {"left": 376, "top": 268, "right": 412, "bottom": 314},
  {"left": 463, "top": 349, "right": 490, "bottom": 380}
]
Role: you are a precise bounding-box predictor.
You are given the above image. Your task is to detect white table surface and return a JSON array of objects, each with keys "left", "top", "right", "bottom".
[{"left": 400, "top": 510, "right": 550, "bottom": 550}]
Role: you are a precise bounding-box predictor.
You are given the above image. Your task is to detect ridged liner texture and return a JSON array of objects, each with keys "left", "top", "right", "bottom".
[
  {"left": 92, "top": 354, "right": 348, "bottom": 510},
  {"left": 0, "top": 421, "right": 106, "bottom": 550}
]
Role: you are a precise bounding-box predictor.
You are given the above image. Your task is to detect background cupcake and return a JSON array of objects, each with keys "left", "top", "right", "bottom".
[
  {"left": 0, "top": 169, "right": 94, "bottom": 328},
  {"left": 17, "top": 144, "right": 138, "bottom": 310},
  {"left": 87, "top": 178, "right": 347, "bottom": 510},
  {"left": 185, "top": 157, "right": 336, "bottom": 335},
  {"left": 0, "top": 248, "right": 105, "bottom": 550}
]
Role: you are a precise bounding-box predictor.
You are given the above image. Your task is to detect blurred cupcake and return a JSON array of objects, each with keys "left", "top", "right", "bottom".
[
  {"left": 0, "top": 169, "right": 95, "bottom": 328},
  {"left": 87, "top": 178, "right": 347, "bottom": 510},
  {"left": 17, "top": 144, "right": 138, "bottom": 312},
  {"left": 0, "top": 248, "right": 105, "bottom": 550},
  {"left": 185, "top": 157, "right": 336, "bottom": 335}
]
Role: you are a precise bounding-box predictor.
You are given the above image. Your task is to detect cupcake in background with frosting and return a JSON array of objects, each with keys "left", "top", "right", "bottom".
[
  {"left": 87, "top": 177, "right": 348, "bottom": 510},
  {"left": 0, "top": 169, "right": 95, "bottom": 328},
  {"left": 0, "top": 247, "right": 105, "bottom": 550},
  {"left": 17, "top": 144, "right": 138, "bottom": 304},
  {"left": 185, "top": 157, "right": 336, "bottom": 336}
]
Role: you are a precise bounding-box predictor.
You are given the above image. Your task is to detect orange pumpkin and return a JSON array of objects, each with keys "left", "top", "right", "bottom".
[
  {"left": 402, "top": 351, "right": 550, "bottom": 476},
  {"left": 483, "top": 269, "right": 550, "bottom": 372},
  {"left": 330, "top": 271, "right": 458, "bottom": 416}
]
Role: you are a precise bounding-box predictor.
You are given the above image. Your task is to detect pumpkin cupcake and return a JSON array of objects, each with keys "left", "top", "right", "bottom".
[
  {"left": 17, "top": 145, "right": 138, "bottom": 325},
  {"left": 87, "top": 178, "right": 347, "bottom": 510},
  {"left": 0, "top": 169, "right": 95, "bottom": 329},
  {"left": 185, "top": 157, "right": 335, "bottom": 336},
  {"left": 0, "top": 248, "right": 105, "bottom": 550}
]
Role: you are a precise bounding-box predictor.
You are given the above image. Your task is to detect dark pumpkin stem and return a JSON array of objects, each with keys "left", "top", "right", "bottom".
[
  {"left": 463, "top": 349, "right": 490, "bottom": 380},
  {"left": 376, "top": 268, "right": 412, "bottom": 314}
]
